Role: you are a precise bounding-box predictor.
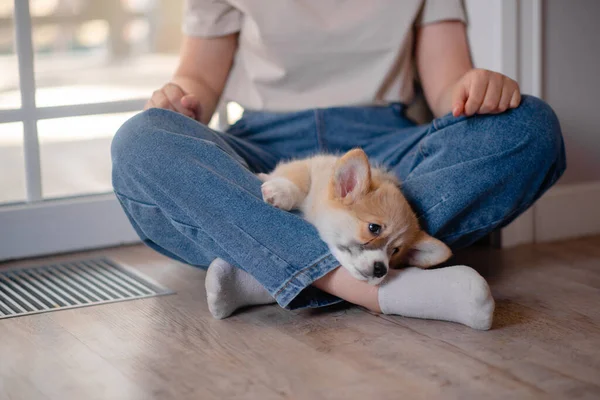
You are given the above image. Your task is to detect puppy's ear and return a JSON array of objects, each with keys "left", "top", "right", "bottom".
[
  {"left": 406, "top": 231, "right": 452, "bottom": 268},
  {"left": 331, "top": 148, "right": 371, "bottom": 203}
]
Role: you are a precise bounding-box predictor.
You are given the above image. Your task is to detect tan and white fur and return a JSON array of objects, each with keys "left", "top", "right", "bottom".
[{"left": 258, "top": 148, "right": 452, "bottom": 285}]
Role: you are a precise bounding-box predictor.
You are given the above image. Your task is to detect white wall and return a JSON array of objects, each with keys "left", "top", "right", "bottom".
[
  {"left": 544, "top": 0, "right": 600, "bottom": 185},
  {"left": 466, "top": 0, "right": 600, "bottom": 186},
  {"left": 464, "top": 0, "right": 504, "bottom": 73},
  {"left": 529, "top": 0, "right": 600, "bottom": 242},
  {"left": 465, "top": 0, "right": 600, "bottom": 244}
]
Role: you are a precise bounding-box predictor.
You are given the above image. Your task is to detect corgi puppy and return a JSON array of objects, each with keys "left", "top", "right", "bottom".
[{"left": 258, "top": 148, "right": 452, "bottom": 285}]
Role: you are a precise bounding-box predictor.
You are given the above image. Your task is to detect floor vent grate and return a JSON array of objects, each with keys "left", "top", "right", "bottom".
[{"left": 0, "top": 257, "right": 173, "bottom": 319}]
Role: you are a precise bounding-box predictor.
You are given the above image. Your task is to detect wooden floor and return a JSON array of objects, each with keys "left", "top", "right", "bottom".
[{"left": 1, "top": 236, "right": 599, "bottom": 400}]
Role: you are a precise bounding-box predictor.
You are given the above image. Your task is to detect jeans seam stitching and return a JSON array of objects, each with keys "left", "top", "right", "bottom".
[
  {"left": 418, "top": 140, "right": 429, "bottom": 159},
  {"left": 415, "top": 194, "right": 450, "bottom": 220},
  {"left": 273, "top": 253, "right": 336, "bottom": 299},
  {"left": 114, "top": 190, "right": 158, "bottom": 207},
  {"left": 417, "top": 124, "right": 436, "bottom": 159},
  {"left": 431, "top": 113, "right": 467, "bottom": 132},
  {"left": 418, "top": 115, "right": 461, "bottom": 158},
  {"left": 115, "top": 190, "right": 213, "bottom": 232}
]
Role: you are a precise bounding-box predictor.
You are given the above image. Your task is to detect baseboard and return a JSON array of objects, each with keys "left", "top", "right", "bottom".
[
  {"left": 533, "top": 181, "right": 600, "bottom": 242},
  {"left": 0, "top": 194, "right": 140, "bottom": 261}
]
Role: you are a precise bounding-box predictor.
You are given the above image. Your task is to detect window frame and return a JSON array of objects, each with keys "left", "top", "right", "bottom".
[{"left": 0, "top": 1, "right": 144, "bottom": 261}]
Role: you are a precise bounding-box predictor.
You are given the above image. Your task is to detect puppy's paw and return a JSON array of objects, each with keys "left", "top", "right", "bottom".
[
  {"left": 257, "top": 173, "right": 270, "bottom": 182},
  {"left": 261, "top": 178, "right": 300, "bottom": 211}
]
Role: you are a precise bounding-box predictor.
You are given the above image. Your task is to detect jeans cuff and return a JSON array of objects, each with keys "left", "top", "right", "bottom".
[{"left": 272, "top": 253, "right": 343, "bottom": 310}]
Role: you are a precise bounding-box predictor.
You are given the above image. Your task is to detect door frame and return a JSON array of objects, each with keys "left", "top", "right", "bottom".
[
  {"left": 499, "top": 0, "right": 543, "bottom": 247},
  {"left": 465, "top": 0, "right": 543, "bottom": 248}
]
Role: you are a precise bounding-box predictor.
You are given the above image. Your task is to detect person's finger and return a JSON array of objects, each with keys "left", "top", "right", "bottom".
[
  {"left": 163, "top": 83, "right": 196, "bottom": 118},
  {"left": 495, "top": 77, "right": 514, "bottom": 113},
  {"left": 152, "top": 90, "right": 175, "bottom": 111},
  {"left": 181, "top": 94, "right": 202, "bottom": 120},
  {"left": 478, "top": 74, "right": 503, "bottom": 114},
  {"left": 451, "top": 81, "right": 468, "bottom": 117},
  {"left": 464, "top": 71, "right": 489, "bottom": 116},
  {"left": 509, "top": 89, "right": 522, "bottom": 109}
]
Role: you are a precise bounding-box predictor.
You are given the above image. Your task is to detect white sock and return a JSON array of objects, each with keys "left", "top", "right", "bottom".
[
  {"left": 206, "top": 259, "right": 495, "bottom": 329},
  {"left": 378, "top": 265, "right": 495, "bottom": 330},
  {"left": 205, "top": 258, "right": 275, "bottom": 319}
]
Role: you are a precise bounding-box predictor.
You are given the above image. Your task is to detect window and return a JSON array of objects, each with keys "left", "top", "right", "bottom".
[{"left": 0, "top": 0, "right": 183, "bottom": 260}]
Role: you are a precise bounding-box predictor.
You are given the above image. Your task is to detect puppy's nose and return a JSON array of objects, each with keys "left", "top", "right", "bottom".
[{"left": 373, "top": 262, "right": 387, "bottom": 278}]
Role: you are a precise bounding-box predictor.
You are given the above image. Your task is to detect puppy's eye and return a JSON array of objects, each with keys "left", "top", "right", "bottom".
[
  {"left": 368, "top": 223, "right": 381, "bottom": 235},
  {"left": 392, "top": 247, "right": 399, "bottom": 255}
]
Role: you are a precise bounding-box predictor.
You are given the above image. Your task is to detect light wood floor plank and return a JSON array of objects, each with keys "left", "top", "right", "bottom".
[
  {"left": 0, "top": 313, "right": 149, "bottom": 400},
  {"left": 1, "top": 236, "right": 599, "bottom": 399}
]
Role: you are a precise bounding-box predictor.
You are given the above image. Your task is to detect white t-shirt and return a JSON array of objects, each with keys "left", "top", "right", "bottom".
[{"left": 183, "top": 0, "right": 467, "bottom": 112}]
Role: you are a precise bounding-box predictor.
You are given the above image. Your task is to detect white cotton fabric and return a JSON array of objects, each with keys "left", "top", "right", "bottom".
[{"left": 183, "top": 0, "right": 467, "bottom": 111}]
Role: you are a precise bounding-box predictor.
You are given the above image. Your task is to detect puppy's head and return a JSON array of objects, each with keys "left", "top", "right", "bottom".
[{"left": 322, "top": 148, "right": 451, "bottom": 285}]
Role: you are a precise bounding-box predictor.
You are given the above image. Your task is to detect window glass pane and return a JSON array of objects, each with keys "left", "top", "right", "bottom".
[
  {"left": 0, "top": 1, "right": 20, "bottom": 109},
  {"left": 32, "top": 0, "right": 182, "bottom": 107},
  {"left": 0, "top": 122, "right": 26, "bottom": 204},
  {"left": 38, "top": 112, "right": 135, "bottom": 199}
]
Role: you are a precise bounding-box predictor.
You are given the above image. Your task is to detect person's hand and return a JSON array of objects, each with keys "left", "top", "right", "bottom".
[
  {"left": 451, "top": 69, "right": 521, "bottom": 117},
  {"left": 144, "top": 82, "right": 202, "bottom": 120}
]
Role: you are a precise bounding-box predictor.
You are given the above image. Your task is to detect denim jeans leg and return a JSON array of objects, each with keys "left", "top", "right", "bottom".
[
  {"left": 393, "top": 95, "right": 566, "bottom": 249},
  {"left": 111, "top": 108, "right": 342, "bottom": 309}
]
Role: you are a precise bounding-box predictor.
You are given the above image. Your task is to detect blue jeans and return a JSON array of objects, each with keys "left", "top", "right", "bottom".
[{"left": 111, "top": 96, "right": 566, "bottom": 310}]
